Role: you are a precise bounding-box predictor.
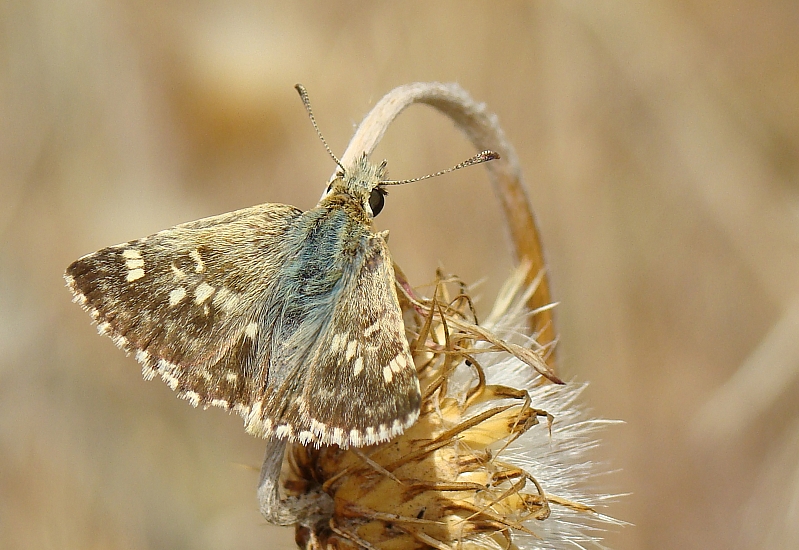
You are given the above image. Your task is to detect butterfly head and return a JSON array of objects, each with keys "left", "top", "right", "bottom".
[{"left": 321, "top": 153, "right": 389, "bottom": 218}]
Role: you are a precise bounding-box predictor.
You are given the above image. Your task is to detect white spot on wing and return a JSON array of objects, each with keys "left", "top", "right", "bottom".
[
  {"left": 332, "top": 427, "right": 344, "bottom": 446},
  {"left": 345, "top": 340, "right": 358, "bottom": 361},
  {"left": 112, "top": 334, "right": 128, "bottom": 348},
  {"left": 171, "top": 264, "right": 186, "bottom": 280},
  {"left": 383, "top": 365, "right": 393, "bottom": 383},
  {"left": 190, "top": 249, "right": 205, "bottom": 273},
  {"left": 184, "top": 391, "right": 201, "bottom": 407},
  {"left": 331, "top": 333, "right": 345, "bottom": 352},
  {"left": 162, "top": 372, "right": 179, "bottom": 390},
  {"left": 246, "top": 401, "right": 263, "bottom": 424},
  {"left": 125, "top": 258, "right": 144, "bottom": 269},
  {"left": 194, "top": 282, "right": 215, "bottom": 304},
  {"left": 169, "top": 287, "right": 187, "bottom": 306},
  {"left": 364, "top": 322, "right": 380, "bottom": 338},
  {"left": 126, "top": 268, "right": 145, "bottom": 282},
  {"left": 352, "top": 356, "right": 364, "bottom": 376},
  {"left": 64, "top": 275, "right": 89, "bottom": 306},
  {"left": 245, "top": 322, "right": 258, "bottom": 339},
  {"left": 309, "top": 418, "right": 326, "bottom": 437},
  {"left": 276, "top": 425, "right": 292, "bottom": 438},
  {"left": 212, "top": 286, "right": 240, "bottom": 311},
  {"left": 122, "top": 249, "right": 141, "bottom": 259},
  {"left": 390, "top": 356, "right": 405, "bottom": 374}
]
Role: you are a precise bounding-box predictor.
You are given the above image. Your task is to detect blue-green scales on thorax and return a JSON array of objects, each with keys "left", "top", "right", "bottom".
[
  {"left": 274, "top": 156, "right": 385, "bottom": 315},
  {"left": 273, "top": 206, "right": 369, "bottom": 322}
]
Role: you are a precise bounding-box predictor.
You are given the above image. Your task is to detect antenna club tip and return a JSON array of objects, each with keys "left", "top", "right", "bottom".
[{"left": 481, "top": 150, "right": 501, "bottom": 161}]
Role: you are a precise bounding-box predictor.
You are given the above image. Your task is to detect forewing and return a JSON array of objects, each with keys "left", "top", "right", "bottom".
[
  {"left": 65, "top": 203, "right": 303, "bottom": 411},
  {"left": 251, "top": 231, "right": 421, "bottom": 447}
]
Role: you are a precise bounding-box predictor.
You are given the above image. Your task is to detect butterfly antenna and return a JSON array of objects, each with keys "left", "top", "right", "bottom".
[
  {"left": 295, "top": 84, "right": 346, "bottom": 174},
  {"left": 380, "top": 150, "right": 500, "bottom": 186}
]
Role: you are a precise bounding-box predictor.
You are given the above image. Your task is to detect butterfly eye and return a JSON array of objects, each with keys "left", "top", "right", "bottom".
[{"left": 369, "top": 188, "right": 386, "bottom": 216}]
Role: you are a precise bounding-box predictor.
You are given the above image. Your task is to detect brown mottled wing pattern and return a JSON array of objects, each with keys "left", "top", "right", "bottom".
[
  {"left": 250, "top": 231, "right": 421, "bottom": 447},
  {"left": 65, "top": 203, "right": 303, "bottom": 414}
]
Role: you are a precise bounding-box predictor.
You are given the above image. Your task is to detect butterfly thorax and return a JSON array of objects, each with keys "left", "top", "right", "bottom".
[{"left": 316, "top": 192, "right": 374, "bottom": 231}]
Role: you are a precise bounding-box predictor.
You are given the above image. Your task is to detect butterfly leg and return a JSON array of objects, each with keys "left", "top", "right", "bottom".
[{"left": 257, "top": 438, "right": 333, "bottom": 527}]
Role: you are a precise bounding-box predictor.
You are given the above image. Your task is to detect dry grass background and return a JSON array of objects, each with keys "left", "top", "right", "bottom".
[{"left": 2, "top": 2, "right": 798, "bottom": 549}]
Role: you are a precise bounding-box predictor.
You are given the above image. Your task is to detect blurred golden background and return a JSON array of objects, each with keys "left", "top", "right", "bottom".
[{"left": 2, "top": 2, "right": 798, "bottom": 549}]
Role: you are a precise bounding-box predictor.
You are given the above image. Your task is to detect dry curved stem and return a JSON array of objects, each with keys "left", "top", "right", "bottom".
[{"left": 333, "top": 82, "right": 557, "bottom": 370}]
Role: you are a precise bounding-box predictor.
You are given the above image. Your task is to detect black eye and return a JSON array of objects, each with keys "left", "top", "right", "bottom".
[{"left": 369, "top": 188, "right": 386, "bottom": 216}]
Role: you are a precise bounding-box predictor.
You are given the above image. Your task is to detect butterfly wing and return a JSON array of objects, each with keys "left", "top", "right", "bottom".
[
  {"left": 302, "top": 232, "right": 421, "bottom": 446},
  {"left": 67, "top": 202, "right": 420, "bottom": 448},
  {"left": 248, "top": 226, "right": 421, "bottom": 448},
  {"left": 66, "top": 203, "right": 304, "bottom": 412}
]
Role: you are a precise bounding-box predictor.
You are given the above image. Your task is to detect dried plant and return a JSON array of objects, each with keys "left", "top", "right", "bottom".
[{"left": 283, "top": 265, "right": 620, "bottom": 549}]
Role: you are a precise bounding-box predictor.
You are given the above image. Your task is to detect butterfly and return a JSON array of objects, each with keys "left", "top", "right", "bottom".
[{"left": 65, "top": 84, "right": 498, "bottom": 448}]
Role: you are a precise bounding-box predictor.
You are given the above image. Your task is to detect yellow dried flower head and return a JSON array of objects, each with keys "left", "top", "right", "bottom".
[{"left": 281, "top": 265, "right": 618, "bottom": 549}]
